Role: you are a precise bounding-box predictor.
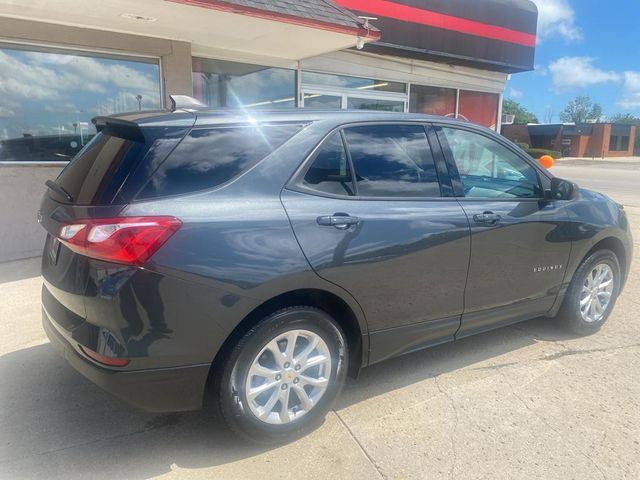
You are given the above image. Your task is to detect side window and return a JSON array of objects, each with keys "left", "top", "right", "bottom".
[
  {"left": 302, "top": 132, "right": 354, "bottom": 196},
  {"left": 137, "top": 124, "right": 302, "bottom": 199},
  {"left": 441, "top": 127, "right": 542, "bottom": 199},
  {"left": 343, "top": 124, "right": 441, "bottom": 198}
]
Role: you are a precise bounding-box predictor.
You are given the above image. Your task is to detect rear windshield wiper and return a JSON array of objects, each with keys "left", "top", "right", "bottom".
[{"left": 45, "top": 180, "right": 74, "bottom": 202}]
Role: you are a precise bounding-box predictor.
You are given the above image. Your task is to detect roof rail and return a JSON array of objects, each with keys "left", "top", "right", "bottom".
[{"left": 169, "top": 95, "right": 209, "bottom": 112}]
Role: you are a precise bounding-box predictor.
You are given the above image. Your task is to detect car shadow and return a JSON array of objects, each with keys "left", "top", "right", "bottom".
[
  {"left": 0, "top": 316, "right": 577, "bottom": 479},
  {"left": 0, "top": 257, "right": 41, "bottom": 284}
]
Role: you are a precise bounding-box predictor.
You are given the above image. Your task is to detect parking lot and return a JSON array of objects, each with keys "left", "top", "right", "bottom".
[{"left": 1, "top": 159, "right": 639, "bottom": 480}]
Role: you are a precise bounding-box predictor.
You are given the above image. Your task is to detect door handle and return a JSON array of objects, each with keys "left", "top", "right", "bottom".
[
  {"left": 317, "top": 213, "right": 360, "bottom": 230},
  {"left": 473, "top": 211, "right": 501, "bottom": 225}
]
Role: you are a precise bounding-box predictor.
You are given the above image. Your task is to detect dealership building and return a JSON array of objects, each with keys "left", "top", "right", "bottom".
[
  {"left": 0, "top": 0, "right": 538, "bottom": 261},
  {"left": 502, "top": 123, "right": 637, "bottom": 158}
]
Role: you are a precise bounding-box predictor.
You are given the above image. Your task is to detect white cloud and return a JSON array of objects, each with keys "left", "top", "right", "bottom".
[
  {"left": 508, "top": 88, "right": 523, "bottom": 99},
  {"left": 530, "top": 0, "right": 582, "bottom": 42},
  {"left": 617, "top": 72, "right": 640, "bottom": 109},
  {"left": 0, "top": 50, "right": 160, "bottom": 107},
  {"left": 548, "top": 57, "right": 620, "bottom": 91}
]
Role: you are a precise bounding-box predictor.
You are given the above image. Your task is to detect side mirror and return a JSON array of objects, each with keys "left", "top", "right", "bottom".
[
  {"left": 548, "top": 177, "right": 577, "bottom": 201},
  {"left": 538, "top": 154, "right": 554, "bottom": 169}
]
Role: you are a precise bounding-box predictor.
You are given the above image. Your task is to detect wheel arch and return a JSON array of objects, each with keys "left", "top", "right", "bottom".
[
  {"left": 207, "top": 288, "right": 366, "bottom": 393},
  {"left": 582, "top": 237, "right": 628, "bottom": 287}
]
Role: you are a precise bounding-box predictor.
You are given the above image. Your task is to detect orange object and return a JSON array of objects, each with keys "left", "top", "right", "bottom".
[{"left": 538, "top": 155, "right": 554, "bottom": 169}]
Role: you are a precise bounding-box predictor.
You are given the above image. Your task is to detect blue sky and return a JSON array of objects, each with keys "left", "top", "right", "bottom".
[{"left": 506, "top": 0, "right": 640, "bottom": 122}]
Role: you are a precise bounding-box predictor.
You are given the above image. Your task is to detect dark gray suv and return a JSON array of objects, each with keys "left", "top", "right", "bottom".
[{"left": 40, "top": 97, "right": 632, "bottom": 442}]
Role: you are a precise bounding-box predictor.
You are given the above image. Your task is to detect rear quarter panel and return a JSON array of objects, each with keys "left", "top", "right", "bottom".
[{"left": 121, "top": 120, "right": 369, "bottom": 363}]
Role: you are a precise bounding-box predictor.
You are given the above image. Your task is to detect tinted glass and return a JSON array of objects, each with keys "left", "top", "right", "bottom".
[
  {"left": 347, "top": 97, "right": 404, "bottom": 112},
  {"left": 343, "top": 125, "right": 440, "bottom": 197},
  {"left": 441, "top": 127, "right": 542, "bottom": 198},
  {"left": 138, "top": 124, "right": 302, "bottom": 198},
  {"left": 54, "top": 126, "right": 187, "bottom": 205},
  {"left": 0, "top": 46, "right": 161, "bottom": 163},
  {"left": 303, "top": 132, "right": 354, "bottom": 196},
  {"left": 192, "top": 58, "right": 295, "bottom": 109}
]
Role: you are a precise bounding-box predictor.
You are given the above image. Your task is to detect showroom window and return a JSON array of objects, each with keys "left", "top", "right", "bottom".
[
  {"left": 457, "top": 90, "right": 500, "bottom": 129},
  {"left": 409, "top": 85, "right": 456, "bottom": 118},
  {"left": 0, "top": 45, "right": 162, "bottom": 163},
  {"left": 301, "top": 71, "right": 406, "bottom": 93},
  {"left": 192, "top": 58, "right": 296, "bottom": 109}
]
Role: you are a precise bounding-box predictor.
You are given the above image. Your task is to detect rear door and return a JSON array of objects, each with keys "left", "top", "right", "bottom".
[
  {"left": 282, "top": 123, "right": 471, "bottom": 363},
  {"left": 435, "top": 125, "right": 572, "bottom": 337}
]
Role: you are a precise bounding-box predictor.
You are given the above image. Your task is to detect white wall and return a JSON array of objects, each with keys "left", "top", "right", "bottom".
[{"left": 0, "top": 165, "right": 64, "bottom": 262}]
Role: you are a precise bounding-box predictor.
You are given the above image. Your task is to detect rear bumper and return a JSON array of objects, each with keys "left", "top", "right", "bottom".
[{"left": 43, "top": 307, "right": 210, "bottom": 412}]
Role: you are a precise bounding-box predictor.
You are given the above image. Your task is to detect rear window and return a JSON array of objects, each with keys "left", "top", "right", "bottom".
[
  {"left": 137, "top": 124, "right": 303, "bottom": 199},
  {"left": 54, "top": 126, "right": 188, "bottom": 205}
]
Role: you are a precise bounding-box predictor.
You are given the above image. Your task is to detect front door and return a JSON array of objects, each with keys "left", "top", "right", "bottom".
[
  {"left": 282, "top": 123, "right": 471, "bottom": 363},
  {"left": 436, "top": 125, "right": 572, "bottom": 337}
]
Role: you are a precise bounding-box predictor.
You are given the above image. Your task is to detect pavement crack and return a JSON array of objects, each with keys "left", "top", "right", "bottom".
[
  {"left": 333, "top": 410, "right": 386, "bottom": 480},
  {"left": 435, "top": 375, "right": 459, "bottom": 480},
  {"left": 501, "top": 372, "right": 607, "bottom": 480}
]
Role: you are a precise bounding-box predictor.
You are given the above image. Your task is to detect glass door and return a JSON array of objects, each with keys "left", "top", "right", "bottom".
[{"left": 300, "top": 71, "right": 408, "bottom": 112}]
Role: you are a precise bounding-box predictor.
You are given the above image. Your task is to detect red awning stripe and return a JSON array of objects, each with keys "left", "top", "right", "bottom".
[{"left": 335, "top": 0, "right": 536, "bottom": 47}]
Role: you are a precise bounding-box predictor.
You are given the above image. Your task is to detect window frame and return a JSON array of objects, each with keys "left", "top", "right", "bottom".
[
  {"left": 297, "top": 129, "right": 357, "bottom": 197},
  {"left": 434, "top": 123, "right": 551, "bottom": 202},
  {"left": 287, "top": 121, "right": 452, "bottom": 201}
]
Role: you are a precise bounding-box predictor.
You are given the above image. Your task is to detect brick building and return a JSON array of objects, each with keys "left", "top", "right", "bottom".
[{"left": 502, "top": 123, "right": 637, "bottom": 158}]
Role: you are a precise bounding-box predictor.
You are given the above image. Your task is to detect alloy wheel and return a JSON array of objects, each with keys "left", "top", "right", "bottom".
[
  {"left": 244, "top": 329, "right": 332, "bottom": 425},
  {"left": 579, "top": 263, "right": 614, "bottom": 323}
]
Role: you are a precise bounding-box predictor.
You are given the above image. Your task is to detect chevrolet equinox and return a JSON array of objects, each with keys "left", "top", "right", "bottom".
[{"left": 40, "top": 96, "right": 632, "bottom": 442}]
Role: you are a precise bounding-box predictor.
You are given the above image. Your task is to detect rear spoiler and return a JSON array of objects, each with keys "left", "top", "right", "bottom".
[{"left": 92, "top": 117, "right": 145, "bottom": 142}]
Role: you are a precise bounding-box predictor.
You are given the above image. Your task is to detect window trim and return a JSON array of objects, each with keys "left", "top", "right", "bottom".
[
  {"left": 292, "top": 129, "right": 357, "bottom": 198},
  {"left": 286, "top": 121, "right": 451, "bottom": 202},
  {"left": 434, "top": 123, "right": 549, "bottom": 201}
]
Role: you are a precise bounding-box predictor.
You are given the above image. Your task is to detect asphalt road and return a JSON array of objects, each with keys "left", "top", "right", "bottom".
[{"left": 1, "top": 160, "right": 639, "bottom": 480}]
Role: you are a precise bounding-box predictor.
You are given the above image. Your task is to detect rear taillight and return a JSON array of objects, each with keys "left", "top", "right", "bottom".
[{"left": 57, "top": 216, "right": 182, "bottom": 266}]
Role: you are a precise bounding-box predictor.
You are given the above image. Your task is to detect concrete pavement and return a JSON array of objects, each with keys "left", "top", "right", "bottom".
[{"left": 1, "top": 161, "right": 639, "bottom": 480}]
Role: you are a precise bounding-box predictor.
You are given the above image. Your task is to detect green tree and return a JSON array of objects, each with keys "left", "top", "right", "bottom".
[
  {"left": 559, "top": 96, "right": 603, "bottom": 123},
  {"left": 502, "top": 99, "right": 539, "bottom": 124}
]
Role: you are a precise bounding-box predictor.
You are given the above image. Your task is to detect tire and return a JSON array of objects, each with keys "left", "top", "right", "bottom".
[
  {"left": 217, "top": 306, "right": 348, "bottom": 443},
  {"left": 557, "top": 249, "right": 621, "bottom": 335}
]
